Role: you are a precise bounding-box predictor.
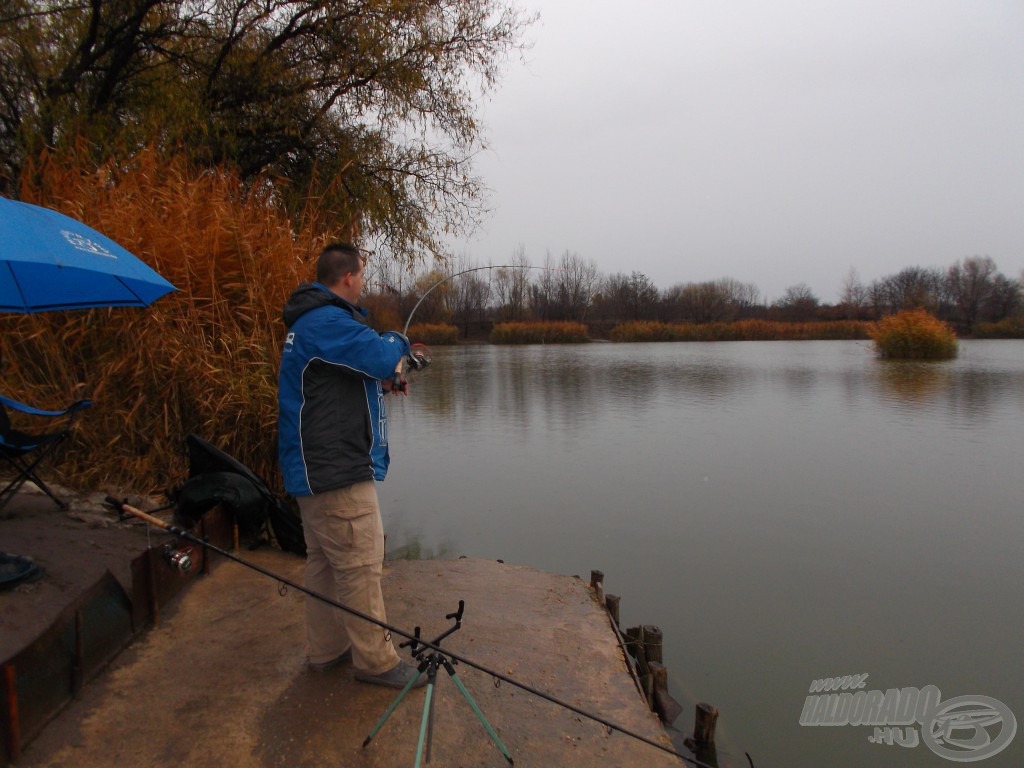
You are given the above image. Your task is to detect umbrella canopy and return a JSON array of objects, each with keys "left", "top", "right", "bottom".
[{"left": 0, "top": 196, "right": 176, "bottom": 313}]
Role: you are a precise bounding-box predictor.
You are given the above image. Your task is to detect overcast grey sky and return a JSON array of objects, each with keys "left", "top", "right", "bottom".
[{"left": 449, "top": 0, "right": 1024, "bottom": 303}]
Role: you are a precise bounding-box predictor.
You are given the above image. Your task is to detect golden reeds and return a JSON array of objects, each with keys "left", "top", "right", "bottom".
[
  {"left": 490, "top": 322, "right": 590, "bottom": 344},
  {"left": 610, "top": 319, "right": 872, "bottom": 342},
  {"left": 407, "top": 324, "right": 459, "bottom": 345},
  {"left": 2, "top": 146, "right": 337, "bottom": 493}
]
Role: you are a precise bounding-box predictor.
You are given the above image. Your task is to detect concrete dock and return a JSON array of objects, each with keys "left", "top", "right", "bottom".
[{"left": 3, "top": 491, "right": 683, "bottom": 767}]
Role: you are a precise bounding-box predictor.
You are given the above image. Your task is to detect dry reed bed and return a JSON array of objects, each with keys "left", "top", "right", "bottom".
[{"left": 2, "top": 147, "right": 332, "bottom": 492}]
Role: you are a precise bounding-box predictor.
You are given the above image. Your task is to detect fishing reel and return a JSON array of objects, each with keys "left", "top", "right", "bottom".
[
  {"left": 163, "top": 544, "right": 194, "bottom": 574},
  {"left": 408, "top": 342, "right": 432, "bottom": 371},
  {"left": 390, "top": 343, "right": 431, "bottom": 395}
]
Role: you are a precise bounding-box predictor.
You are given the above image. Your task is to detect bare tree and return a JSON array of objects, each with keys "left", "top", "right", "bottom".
[
  {"left": 447, "top": 256, "right": 491, "bottom": 337},
  {"left": 839, "top": 267, "right": 869, "bottom": 319},
  {"left": 594, "top": 271, "right": 659, "bottom": 322},
  {"left": 553, "top": 250, "right": 599, "bottom": 321},
  {"left": 946, "top": 256, "right": 998, "bottom": 330},
  {"left": 871, "top": 267, "right": 945, "bottom": 315},
  {"left": 492, "top": 245, "right": 531, "bottom": 321},
  {"left": 530, "top": 251, "right": 559, "bottom": 321},
  {"left": 716, "top": 277, "right": 761, "bottom": 317},
  {"left": 773, "top": 283, "right": 819, "bottom": 321},
  {"left": 986, "top": 272, "right": 1022, "bottom": 322},
  {"left": 663, "top": 281, "right": 732, "bottom": 323}
]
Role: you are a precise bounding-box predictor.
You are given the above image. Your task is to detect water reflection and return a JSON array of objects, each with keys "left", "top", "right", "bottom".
[
  {"left": 875, "top": 360, "right": 952, "bottom": 407},
  {"left": 872, "top": 359, "right": 1021, "bottom": 427}
]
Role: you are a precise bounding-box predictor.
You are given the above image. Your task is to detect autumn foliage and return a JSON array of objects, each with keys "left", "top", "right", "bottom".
[
  {"left": 490, "top": 322, "right": 589, "bottom": 344},
  {"left": 0, "top": 147, "right": 337, "bottom": 493},
  {"left": 610, "top": 319, "right": 872, "bottom": 342},
  {"left": 407, "top": 324, "right": 459, "bottom": 345},
  {"left": 869, "top": 309, "right": 958, "bottom": 359}
]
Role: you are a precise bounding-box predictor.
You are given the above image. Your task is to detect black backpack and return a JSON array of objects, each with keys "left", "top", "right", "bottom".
[{"left": 172, "top": 434, "right": 306, "bottom": 556}]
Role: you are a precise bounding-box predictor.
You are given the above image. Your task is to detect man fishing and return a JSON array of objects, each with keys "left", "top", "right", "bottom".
[{"left": 277, "top": 241, "right": 424, "bottom": 689}]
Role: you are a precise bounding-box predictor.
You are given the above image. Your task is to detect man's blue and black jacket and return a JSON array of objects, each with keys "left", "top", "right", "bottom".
[{"left": 277, "top": 282, "right": 410, "bottom": 496}]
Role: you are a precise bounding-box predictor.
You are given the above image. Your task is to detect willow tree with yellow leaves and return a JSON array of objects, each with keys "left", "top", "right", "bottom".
[
  {"left": 0, "top": 0, "right": 533, "bottom": 490},
  {"left": 1, "top": 0, "right": 532, "bottom": 255}
]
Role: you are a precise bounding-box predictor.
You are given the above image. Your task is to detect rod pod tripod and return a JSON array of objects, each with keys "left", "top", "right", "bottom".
[{"left": 362, "top": 600, "right": 513, "bottom": 766}]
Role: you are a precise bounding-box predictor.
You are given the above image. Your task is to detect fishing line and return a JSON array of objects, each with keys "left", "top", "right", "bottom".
[
  {"left": 401, "top": 264, "right": 556, "bottom": 336},
  {"left": 111, "top": 501, "right": 713, "bottom": 768}
]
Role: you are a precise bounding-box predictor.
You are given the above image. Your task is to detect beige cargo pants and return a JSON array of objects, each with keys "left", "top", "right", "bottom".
[{"left": 297, "top": 481, "right": 400, "bottom": 675}]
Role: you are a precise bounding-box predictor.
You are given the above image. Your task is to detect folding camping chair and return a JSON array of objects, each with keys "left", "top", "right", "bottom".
[{"left": 0, "top": 395, "right": 92, "bottom": 512}]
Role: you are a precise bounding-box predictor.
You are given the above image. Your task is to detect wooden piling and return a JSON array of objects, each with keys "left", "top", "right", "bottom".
[
  {"left": 650, "top": 662, "right": 683, "bottom": 725},
  {"left": 589, "top": 570, "right": 605, "bottom": 605},
  {"left": 605, "top": 594, "right": 620, "bottom": 626},
  {"left": 594, "top": 570, "right": 686, "bottom": 728},
  {"left": 643, "top": 624, "right": 663, "bottom": 665},
  {"left": 72, "top": 609, "right": 84, "bottom": 695},
  {"left": 693, "top": 702, "right": 719, "bottom": 744},
  {"left": 3, "top": 663, "right": 19, "bottom": 762}
]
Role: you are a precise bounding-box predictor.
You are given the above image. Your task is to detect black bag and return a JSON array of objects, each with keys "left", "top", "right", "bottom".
[
  {"left": 174, "top": 471, "right": 268, "bottom": 539},
  {"left": 174, "top": 434, "right": 306, "bottom": 555}
]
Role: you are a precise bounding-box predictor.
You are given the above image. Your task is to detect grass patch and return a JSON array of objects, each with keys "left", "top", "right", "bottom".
[
  {"left": 407, "top": 323, "right": 459, "bottom": 345},
  {"left": 869, "top": 309, "right": 958, "bottom": 359},
  {"left": 490, "top": 322, "right": 590, "bottom": 344},
  {"left": 972, "top": 317, "right": 1024, "bottom": 339},
  {"left": 610, "top": 319, "right": 872, "bottom": 342}
]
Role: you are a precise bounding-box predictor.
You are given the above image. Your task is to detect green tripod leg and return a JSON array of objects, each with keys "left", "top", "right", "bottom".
[
  {"left": 362, "top": 660, "right": 428, "bottom": 748},
  {"left": 414, "top": 660, "right": 440, "bottom": 768},
  {"left": 443, "top": 658, "right": 514, "bottom": 766}
]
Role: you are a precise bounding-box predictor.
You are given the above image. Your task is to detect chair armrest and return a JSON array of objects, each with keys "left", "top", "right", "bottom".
[{"left": 0, "top": 394, "right": 93, "bottom": 418}]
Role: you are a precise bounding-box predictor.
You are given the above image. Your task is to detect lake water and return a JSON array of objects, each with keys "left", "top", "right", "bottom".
[{"left": 379, "top": 340, "right": 1024, "bottom": 768}]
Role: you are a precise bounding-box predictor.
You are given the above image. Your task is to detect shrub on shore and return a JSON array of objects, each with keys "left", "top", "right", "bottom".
[
  {"left": 610, "top": 319, "right": 872, "bottom": 342},
  {"left": 972, "top": 317, "right": 1024, "bottom": 339},
  {"left": 490, "top": 322, "right": 590, "bottom": 344},
  {"left": 869, "top": 309, "right": 958, "bottom": 359},
  {"left": 407, "top": 323, "right": 459, "bottom": 345}
]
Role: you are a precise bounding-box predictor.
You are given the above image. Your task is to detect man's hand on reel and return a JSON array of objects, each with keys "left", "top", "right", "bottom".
[{"left": 386, "top": 343, "right": 431, "bottom": 396}]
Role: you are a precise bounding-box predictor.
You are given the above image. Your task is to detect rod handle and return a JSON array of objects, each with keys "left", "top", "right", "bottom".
[{"left": 113, "top": 499, "right": 172, "bottom": 530}]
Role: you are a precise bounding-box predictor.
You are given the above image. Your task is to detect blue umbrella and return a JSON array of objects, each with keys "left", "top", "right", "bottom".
[{"left": 0, "top": 196, "right": 176, "bottom": 313}]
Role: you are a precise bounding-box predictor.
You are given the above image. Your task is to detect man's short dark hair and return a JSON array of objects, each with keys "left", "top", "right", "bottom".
[{"left": 316, "top": 243, "right": 362, "bottom": 286}]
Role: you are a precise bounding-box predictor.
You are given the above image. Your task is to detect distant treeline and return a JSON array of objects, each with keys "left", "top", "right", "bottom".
[{"left": 367, "top": 251, "right": 1023, "bottom": 339}]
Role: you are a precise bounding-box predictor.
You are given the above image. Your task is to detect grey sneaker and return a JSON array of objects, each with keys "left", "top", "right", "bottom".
[
  {"left": 307, "top": 648, "right": 352, "bottom": 672},
  {"left": 355, "top": 661, "right": 426, "bottom": 689}
]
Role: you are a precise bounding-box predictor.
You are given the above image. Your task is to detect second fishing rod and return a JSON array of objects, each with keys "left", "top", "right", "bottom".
[{"left": 110, "top": 499, "right": 711, "bottom": 767}]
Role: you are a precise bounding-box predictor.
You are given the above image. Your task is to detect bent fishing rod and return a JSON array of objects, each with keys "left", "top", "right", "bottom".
[
  {"left": 401, "top": 264, "right": 554, "bottom": 336},
  {"left": 111, "top": 500, "right": 711, "bottom": 768},
  {"left": 389, "top": 263, "right": 554, "bottom": 390}
]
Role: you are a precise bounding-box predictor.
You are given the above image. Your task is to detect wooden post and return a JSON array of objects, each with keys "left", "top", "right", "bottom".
[
  {"left": 642, "top": 624, "right": 663, "bottom": 665},
  {"left": 605, "top": 594, "right": 620, "bottom": 626},
  {"left": 693, "top": 702, "right": 719, "bottom": 744},
  {"left": 3, "top": 663, "right": 19, "bottom": 762},
  {"left": 590, "top": 569, "right": 604, "bottom": 605},
  {"left": 72, "top": 609, "right": 84, "bottom": 695},
  {"left": 146, "top": 548, "right": 159, "bottom": 627},
  {"left": 650, "top": 662, "right": 683, "bottom": 725}
]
